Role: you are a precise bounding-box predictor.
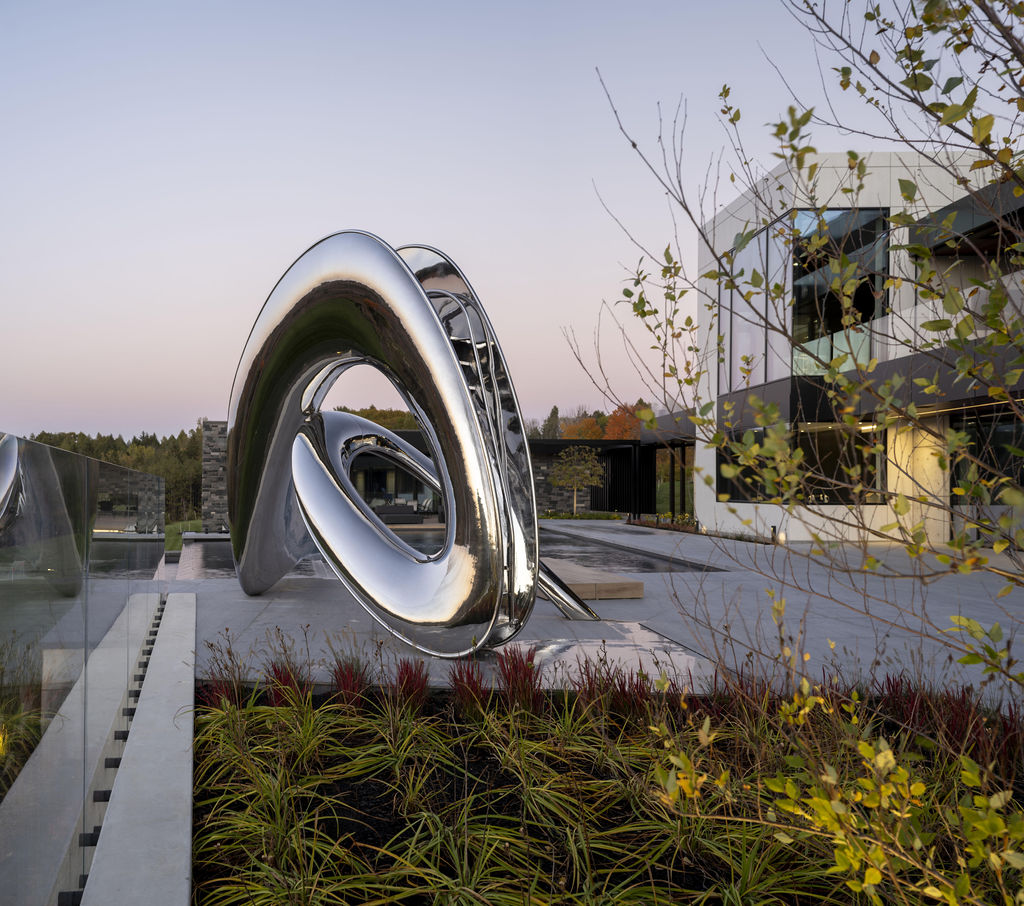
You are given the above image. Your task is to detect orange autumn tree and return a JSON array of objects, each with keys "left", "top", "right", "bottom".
[
  {"left": 562, "top": 417, "right": 604, "bottom": 440},
  {"left": 603, "top": 402, "right": 645, "bottom": 440}
]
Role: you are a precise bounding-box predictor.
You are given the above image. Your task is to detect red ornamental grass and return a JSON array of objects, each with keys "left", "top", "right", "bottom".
[
  {"left": 573, "top": 659, "right": 651, "bottom": 722},
  {"left": 196, "top": 676, "right": 240, "bottom": 709},
  {"left": 448, "top": 658, "right": 488, "bottom": 713},
  {"left": 608, "top": 667, "right": 651, "bottom": 720},
  {"left": 331, "top": 657, "right": 370, "bottom": 708},
  {"left": 392, "top": 657, "right": 429, "bottom": 712},
  {"left": 572, "top": 657, "right": 610, "bottom": 708},
  {"left": 872, "top": 673, "right": 1023, "bottom": 784},
  {"left": 496, "top": 645, "right": 543, "bottom": 713},
  {"left": 266, "top": 659, "right": 311, "bottom": 707}
]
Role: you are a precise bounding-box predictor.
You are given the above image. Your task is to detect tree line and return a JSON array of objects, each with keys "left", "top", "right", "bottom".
[
  {"left": 30, "top": 426, "right": 203, "bottom": 523},
  {"left": 526, "top": 401, "right": 648, "bottom": 441},
  {"left": 24, "top": 400, "right": 645, "bottom": 526},
  {"left": 334, "top": 403, "right": 650, "bottom": 442}
]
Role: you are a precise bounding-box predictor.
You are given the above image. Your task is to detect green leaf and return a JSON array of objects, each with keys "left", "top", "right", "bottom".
[
  {"left": 636, "top": 407, "right": 656, "bottom": 428},
  {"left": 954, "top": 316, "right": 974, "bottom": 339},
  {"left": 1002, "top": 851, "right": 1024, "bottom": 869},
  {"left": 941, "top": 76, "right": 963, "bottom": 95},
  {"left": 941, "top": 103, "right": 967, "bottom": 125},
  {"left": 989, "top": 790, "right": 1013, "bottom": 809},
  {"left": 898, "top": 178, "right": 917, "bottom": 201},
  {"left": 920, "top": 319, "right": 952, "bottom": 331},
  {"left": 901, "top": 73, "right": 933, "bottom": 92},
  {"left": 892, "top": 494, "right": 911, "bottom": 516}
]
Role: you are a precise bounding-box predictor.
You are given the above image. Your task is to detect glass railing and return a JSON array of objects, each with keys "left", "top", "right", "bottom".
[
  {"left": 0, "top": 434, "right": 164, "bottom": 903},
  {"left": 792, "top": 328, "right": 871, "bottom": 376}
]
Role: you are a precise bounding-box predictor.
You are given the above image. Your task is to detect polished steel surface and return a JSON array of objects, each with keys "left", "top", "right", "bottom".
[
  {"left": 0, "top": 434, "right": 20, "bottom": 527},
  {"left": 228, "top": 230, "right": 592, "bottom": 657}
]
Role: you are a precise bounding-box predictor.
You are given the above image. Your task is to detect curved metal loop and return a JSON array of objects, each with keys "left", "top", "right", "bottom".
[{"left": 228, "top": 231, "right": 545, "bottom": 656}]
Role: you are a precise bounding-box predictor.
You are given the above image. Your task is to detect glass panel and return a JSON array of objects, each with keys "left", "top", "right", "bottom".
[
  {"left": 792, "top": 208, "right": 888, "bottom": 375},
  {"left": 350, "top": 450, "right": 444, "bottom": 555},
  {"left": 730, "top": 235, "right": 766, "bottom": 388},
  {"left": 765, "top": 219, "right": 793, "bottom": 382},
  {"left": 795, "top": 424, "right": 885, "bottom": 504},
  {"left": 952, "top": 412, "right": 1024, "bottom": 544},
  {"left": 717, "top": 283, "right": 731, "bottom": 395},
  {"left": 0, "top": 435, "right": 164, "bottom": 899}
]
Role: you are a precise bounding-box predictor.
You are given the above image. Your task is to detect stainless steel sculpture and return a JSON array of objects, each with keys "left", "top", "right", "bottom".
[{"left": 228, "top": 231, "right": 595, "bottom": 658}]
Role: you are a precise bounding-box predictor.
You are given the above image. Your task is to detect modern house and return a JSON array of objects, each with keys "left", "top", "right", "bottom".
[{"left": 690, "top": 152, "right": 1024, "bottom": 546}]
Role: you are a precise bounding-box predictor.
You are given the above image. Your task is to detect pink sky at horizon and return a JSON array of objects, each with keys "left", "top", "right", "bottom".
[{"left": 1, "top": 1, "right": 885, "bottom": 441}]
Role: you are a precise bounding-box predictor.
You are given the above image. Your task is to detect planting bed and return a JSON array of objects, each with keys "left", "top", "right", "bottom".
[{"left": 193, "top": 648, "right": 1024, "bottom": 905}]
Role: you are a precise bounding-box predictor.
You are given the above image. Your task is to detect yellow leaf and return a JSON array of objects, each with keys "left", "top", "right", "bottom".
[
  {"left": 869, "top": 50, "right": 880, "bottom": 65},
  {"left": 864, "top": 867, "right": 882, "bottom": 886},
  {"left": 874, "top": 748, "right": 896, "bottom": 773},
  {"left": 973, "top": 114, "right": 994, "bottom": 145}
]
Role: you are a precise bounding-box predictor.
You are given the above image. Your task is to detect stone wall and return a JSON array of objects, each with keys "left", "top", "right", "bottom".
[
  {"left": 201, "top": 420, "right": 229, "bottom": 533},
  {"left": 532, "top": 453, "right": 593, "bottom": 514}
]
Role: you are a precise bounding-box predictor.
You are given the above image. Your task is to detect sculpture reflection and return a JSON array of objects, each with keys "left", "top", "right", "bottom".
[{"left": 228, "top": 231, "right": 595, "bottom": 658}]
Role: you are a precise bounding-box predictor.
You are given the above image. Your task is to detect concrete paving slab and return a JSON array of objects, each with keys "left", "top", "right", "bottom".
[
  {"left": 541, "top": 557, "right": 644, "bottom": 599},
  {"left": 180, "top": 519, "right": 1024, "bottom": 691},
  {"left": 188, "top": 573, "right": 710, "bottom": 689},
  {"left": 540, "top": 520, "right": 1024, "bottom": 689}
]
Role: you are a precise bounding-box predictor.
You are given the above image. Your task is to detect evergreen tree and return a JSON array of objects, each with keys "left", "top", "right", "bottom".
[{"left": 540, "top": 405, "right": 561, "bottom": 439}]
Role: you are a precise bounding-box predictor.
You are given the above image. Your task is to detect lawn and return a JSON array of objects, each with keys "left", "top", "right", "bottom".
[{"left": 165, "top": 518, "right": 201, "bottom": 551}]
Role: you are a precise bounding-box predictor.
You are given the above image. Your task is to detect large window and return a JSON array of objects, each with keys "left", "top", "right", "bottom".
[
  {"left": 718, "top": 226, "right": 789, "bottom": 394},
  {"left": 717, "top": 208, "right": 888, "bottom": 392},
  {"left": 717, "top": 423, "right": 885, "bottom": 504},
  {"left": 794, "top": 422, "right": 885, "bottom": 504},
  {"left": 951, "top": 410, "right": 1024, "bottom": 544},
  {"left": 792, "top": 208, "right": 888, "bottom": 375}
]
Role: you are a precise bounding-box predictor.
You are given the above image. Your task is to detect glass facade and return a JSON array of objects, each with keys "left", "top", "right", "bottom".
[
  {"left": 351, "top": 451, "right": 441, "bottom": 521},
  {"left": 717, "top": 424, "right": 885, "bottom": 504},
  {"left": 0, "top": 434, "right": 164, "bottom": 900},
  {"left": 951, "top": 411, "right": 1024, "bottom": 543},
  {"left": 654, "top": 445, "right": 694, "bottom": 519},
  {"left": 718, "top": 207, "right": 888, "bottom": 392}
]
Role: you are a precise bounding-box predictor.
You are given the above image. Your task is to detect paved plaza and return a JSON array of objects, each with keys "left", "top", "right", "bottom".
[{"left": 178, "top": 519, "right": 1023, "bottom": 693}]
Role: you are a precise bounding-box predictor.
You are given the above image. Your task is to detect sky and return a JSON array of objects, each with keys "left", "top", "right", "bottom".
[{"left": 0, "top": 0, "right": 878, "bottom": 439}]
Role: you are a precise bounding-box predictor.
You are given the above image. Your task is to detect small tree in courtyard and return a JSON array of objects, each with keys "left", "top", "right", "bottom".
[{"left": 548, "top": 446, "right": 605, "bottom": 515}]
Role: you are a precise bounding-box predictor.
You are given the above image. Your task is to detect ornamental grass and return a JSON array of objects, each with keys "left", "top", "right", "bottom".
[{"left": 193, "top": 642, "right": 1024, "bottom": 905}]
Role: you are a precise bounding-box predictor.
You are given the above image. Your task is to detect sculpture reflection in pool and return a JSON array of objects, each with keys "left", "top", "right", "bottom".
[{"left": 227, "top": 231, "right": 596, "bottom": 659}]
